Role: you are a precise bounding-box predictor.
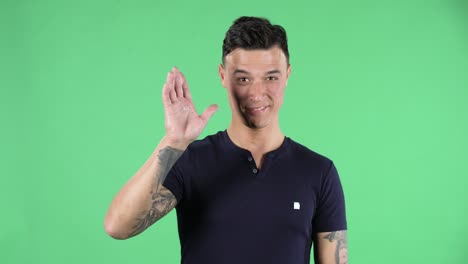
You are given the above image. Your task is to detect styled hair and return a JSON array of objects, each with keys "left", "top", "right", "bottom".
[{"left": 222, "top": 16, "right": 289, "bottom": 64}]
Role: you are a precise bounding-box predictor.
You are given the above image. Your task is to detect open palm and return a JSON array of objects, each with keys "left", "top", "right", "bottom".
[{"left": 162, "top": 67, "right": 218, "bottom": 144}]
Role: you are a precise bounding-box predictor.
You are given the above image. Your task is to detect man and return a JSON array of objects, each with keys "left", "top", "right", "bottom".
[{"left": 105, "top": 16, "right": 348, "bottom": 264}]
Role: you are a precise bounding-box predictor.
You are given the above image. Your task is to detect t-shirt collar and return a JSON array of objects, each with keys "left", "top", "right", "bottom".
[{"left": 219, "top": 129, "right": 290, "bottom": 158}]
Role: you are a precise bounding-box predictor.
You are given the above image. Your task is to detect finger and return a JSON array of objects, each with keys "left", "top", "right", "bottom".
[
  {"left": 179, "top": 71, "right": 192, "bottom": 100},
  {"left": 167, "top": 71, "right": 177, "bottom": 103},
  {"left": 162, "top": 70, "right": 174, "bottom": 106},
  {"left": 173, "top": 67, "right": 184, "bottom": 99},
  {"left": 162, "top": 82, "right": 171, "bottom": 107},
  {"left": 200, "top": 104, "right": 219, "bottom": 123}
]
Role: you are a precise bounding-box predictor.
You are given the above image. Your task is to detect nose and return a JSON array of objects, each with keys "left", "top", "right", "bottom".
[{"left": 247, "top": 80, "right": 265, "bottom": 101}]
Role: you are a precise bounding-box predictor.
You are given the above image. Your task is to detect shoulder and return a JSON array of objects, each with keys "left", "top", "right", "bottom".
[
  {"left": 171, "top": 132, "right": 224, "bottom": 171},
  {"left": 183, "top": 131, "right": 225, "bottom": 158},
  {"left": 285, "top": 138, "right": 335, "bottom": 174},
  {"left": 188, "top": 131, "right": 223, "bottom": 149}
]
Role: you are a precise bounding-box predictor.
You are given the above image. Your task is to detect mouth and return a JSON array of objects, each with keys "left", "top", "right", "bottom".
[{"left": 245, "top": 105, "right": 269, "bottom": 115}]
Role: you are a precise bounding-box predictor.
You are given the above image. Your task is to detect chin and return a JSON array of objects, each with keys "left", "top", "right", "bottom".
[
  {"left": 235, "top": 108, "right": 276, "bottom": 129},
  {"left": 244, "top": 119, "right": 271, "bottom": 129}
]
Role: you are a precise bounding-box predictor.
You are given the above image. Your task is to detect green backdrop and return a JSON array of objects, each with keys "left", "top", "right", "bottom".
[{"left": 2, "top": 0, "right": 467, "bottom": 263}]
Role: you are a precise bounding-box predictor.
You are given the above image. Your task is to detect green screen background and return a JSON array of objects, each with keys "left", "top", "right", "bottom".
[{"left": 2, "top": 0, "right": 467, "bottom": 263}]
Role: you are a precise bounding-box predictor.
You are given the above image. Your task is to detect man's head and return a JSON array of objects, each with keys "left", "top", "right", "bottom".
[
  {"left": 219, "top": 16, "right": 291, "bottom": 130},
  {"left": 222, "top": 16, "right": 289, "bottom": 65}
]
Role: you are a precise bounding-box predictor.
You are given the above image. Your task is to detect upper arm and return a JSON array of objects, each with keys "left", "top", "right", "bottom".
[
  {"left": 152, "top": 185, "right": 178, "bottom": 219},
  {"left": 313, "top": 230, "right": 348, "bottom": 264},
  {"left": 312, "top": 162, "right": 348, "bottom": 263}
]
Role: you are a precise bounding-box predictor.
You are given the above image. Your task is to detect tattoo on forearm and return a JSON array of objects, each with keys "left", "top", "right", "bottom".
[
  {"left": 323, "top": 231, "right": 348, "bottom": 264},
  {"left": 129, "top": 146, "right": 183, "bottom": 237},
  {"left": 156, "top": 147, "right": 184, "bottom": 187}
]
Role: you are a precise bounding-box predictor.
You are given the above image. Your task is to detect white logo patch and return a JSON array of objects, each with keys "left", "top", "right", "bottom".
[{"left": 293, "top": 202, "right": 300, "bottom": 210}]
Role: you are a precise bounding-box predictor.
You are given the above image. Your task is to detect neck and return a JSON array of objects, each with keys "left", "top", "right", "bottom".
[{"left": 226, "top": 121, "right": 284, "bottom": 155}]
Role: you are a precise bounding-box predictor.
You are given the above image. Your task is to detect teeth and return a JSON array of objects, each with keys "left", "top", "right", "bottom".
[{"left": 253, "top": 106, "right": 266, "bottom": 111}]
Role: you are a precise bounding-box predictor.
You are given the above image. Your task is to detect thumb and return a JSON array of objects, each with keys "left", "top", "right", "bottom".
[{"left": 200, "top": 104, "right": 219, "bottom": 123}]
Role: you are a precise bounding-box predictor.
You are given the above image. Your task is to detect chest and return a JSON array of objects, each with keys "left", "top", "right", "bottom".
[{"left": 181, "top": 157, "right": 322, "bottom": 236}]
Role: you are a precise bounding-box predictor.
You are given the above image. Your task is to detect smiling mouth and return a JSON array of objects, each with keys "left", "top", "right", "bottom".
[{"left": 245, "top": 105, "right": 269, "bottom": 114}]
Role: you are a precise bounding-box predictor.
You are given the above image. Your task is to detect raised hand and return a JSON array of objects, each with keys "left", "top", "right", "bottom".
[{"left": 162, "top": 67, "right": 218, "bottom": 146}]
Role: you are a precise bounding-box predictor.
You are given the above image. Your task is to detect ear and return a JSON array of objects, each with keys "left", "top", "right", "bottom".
[
  {"left": 286, "top": 64, "right": 292, "bottom": 86},
  {"left": 218, "top": 64, "right": 227, "bottom": 88}
]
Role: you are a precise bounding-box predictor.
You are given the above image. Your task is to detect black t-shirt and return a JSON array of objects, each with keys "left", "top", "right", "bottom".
[{"left": 163, "top": 130, "right": 347, "bottom": 264}]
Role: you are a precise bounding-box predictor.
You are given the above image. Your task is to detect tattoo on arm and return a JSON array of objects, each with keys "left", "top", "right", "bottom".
[
  {"left": 129, "top": 147, "right": 183, "bottom": 237},
  {"left": 155, "top": 147, "right": 184, "bottom": 187},
  {"left": 323, "top": 230, "right": 348, "bottom": 264}
]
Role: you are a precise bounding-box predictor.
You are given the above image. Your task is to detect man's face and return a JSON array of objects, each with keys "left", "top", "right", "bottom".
[{"left": 219, "top": 46, "right": 291, "bottom": 129}]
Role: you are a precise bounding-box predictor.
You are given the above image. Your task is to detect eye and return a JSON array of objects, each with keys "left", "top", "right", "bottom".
[
  {"left": 237, "top": 77, "right": 250, "bottom": 84},
  {"left": 266, "top": 76, "right": 278, "bottom": 81}
]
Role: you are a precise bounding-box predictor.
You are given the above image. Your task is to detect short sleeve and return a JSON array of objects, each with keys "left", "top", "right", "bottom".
[
  {"left": 312, "top": 161, "right": 347, "bottom": 233},
  {"left": 162, "top": 148, "right": 190, "bottom": 204}
]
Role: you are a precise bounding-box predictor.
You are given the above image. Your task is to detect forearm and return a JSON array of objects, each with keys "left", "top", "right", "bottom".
[{"left": 104, "top": 136, "right": 188, "bottom": 239}]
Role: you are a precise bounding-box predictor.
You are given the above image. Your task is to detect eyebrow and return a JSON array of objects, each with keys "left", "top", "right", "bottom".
[
  {"left": 266, "top": 70, "right": 281, "bottom": 75},
  {"left": 233, "top": 69, "right": 250, "bottom": 75},
  {"left": 232, "top": 69, "right": 282, "bottom": 75}
]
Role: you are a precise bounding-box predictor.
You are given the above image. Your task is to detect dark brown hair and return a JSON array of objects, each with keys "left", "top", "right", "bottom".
[{"left": 222, "top": 16, "right": 289, "bottom": 64}]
